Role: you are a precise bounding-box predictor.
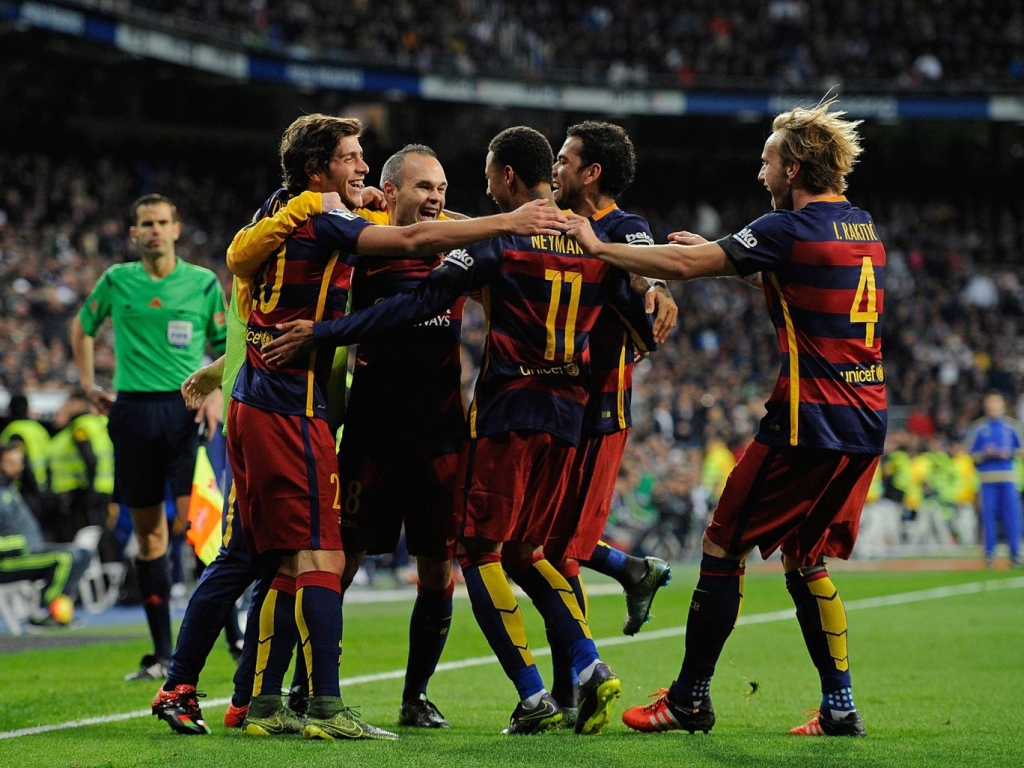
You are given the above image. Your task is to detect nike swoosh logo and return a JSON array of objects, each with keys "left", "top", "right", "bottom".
[
  {"left": 520, "top": 703, "right": 559, "bottom": 722},
  {"left": 365, "top": 265, "right": 390, "bottom": 277}
]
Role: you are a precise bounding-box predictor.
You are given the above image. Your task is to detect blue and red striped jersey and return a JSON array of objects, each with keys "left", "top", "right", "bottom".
[
  {"left": 345, "top": 254, "right": 468, "bottom": 454},
  {"left": 312, "top": 228, "right": 656, "bottom": 445},
  {"left": 585, "top": 204, "right": 656, "bottom": 436},
  {"left": 231, "top": 208, "right": 371, "bottom": 420},
  {"left": 718, "top": 197, "right": 886, "bottom": 454}
]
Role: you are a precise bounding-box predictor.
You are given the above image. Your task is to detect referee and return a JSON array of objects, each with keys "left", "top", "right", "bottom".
[{"left": 72, "top": 194, "right": 227, "bottom": 681}]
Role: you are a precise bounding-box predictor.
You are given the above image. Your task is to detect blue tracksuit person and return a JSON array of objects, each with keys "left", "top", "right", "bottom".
[{"left": 968, "top": 392, "right": 1023, "bottom": 566}]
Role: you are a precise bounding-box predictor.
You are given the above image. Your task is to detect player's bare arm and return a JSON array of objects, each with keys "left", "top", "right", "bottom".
[
  {"left": 565, "top": 213, "right": 737, "bottom": 281},
  {"left": 670, "top": 230, "right": 762, "bottom": 288},
  {"left": 181, "top": 357, "right": 225, "bottom": 436},
  {"left": 646, "top": 284, "right": 678, "bottom": 344},
  {"left": 627, "top": 273, "right": 676, "bottom": 342},
  {"left": 181, "top": 355, "right": 225, "bottom": 411},
  {"left": 354, "top": 199, "right": 567, "bottom": 257}
]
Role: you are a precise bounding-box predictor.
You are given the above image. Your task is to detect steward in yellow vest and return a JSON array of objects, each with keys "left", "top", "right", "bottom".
[
  {"left": 1, "top": 393, "right": 52, "bottom": 515},
  {"left": 46, "top": 392, "right": 114, "bottom": 541}
]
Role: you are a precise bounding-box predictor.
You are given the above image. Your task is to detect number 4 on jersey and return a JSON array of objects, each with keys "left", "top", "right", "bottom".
[{"left": 849, "top": 256, "right": 878, "bottom": 347}]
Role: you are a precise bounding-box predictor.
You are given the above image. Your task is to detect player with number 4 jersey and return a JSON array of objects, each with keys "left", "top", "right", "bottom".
[{"left": 566, "top": 96, "right": 885, "bottom": 738}]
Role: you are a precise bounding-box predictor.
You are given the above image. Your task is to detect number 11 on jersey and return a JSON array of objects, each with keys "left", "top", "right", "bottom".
[{"left": 544, "top": 269, "right": 582, "bottom": 362}]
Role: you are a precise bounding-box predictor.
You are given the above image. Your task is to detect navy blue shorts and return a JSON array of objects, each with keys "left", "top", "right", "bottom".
[
  {"left": 107, "top": 392, "right": 199, "bottom": 508},
  {"left": 339, "top": 445, "right": 457, "bottom": 559}
]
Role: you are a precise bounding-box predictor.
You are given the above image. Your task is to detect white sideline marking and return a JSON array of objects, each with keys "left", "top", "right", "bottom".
[{"left": 2, "top": 576, "right": 1022, "bottom": 740}]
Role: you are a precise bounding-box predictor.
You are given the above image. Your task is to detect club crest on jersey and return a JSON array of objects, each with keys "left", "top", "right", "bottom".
[
  {"left": 444, "top": 248, "right": 474, "bottom": 271},
  {"left": 327, "top": 208, "right": 361, "bottom": 221},
  {"left": 625, "top": 232, "right": 655, "bottom": 246},
  {"left": 732, "top": 227, "right": 758, "bottom": 249}
]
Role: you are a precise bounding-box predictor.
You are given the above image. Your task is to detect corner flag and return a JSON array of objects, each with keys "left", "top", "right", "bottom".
[{"left": 187, "top": 445, "right": 224, "bottom": 565}]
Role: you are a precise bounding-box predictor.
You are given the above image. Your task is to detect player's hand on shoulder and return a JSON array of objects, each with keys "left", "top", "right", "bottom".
[
  {"left": 564, "top": 213, "right": 599, "bottom": 252},
  {"left": 321, "top": 191, "right": 344, "bottom": 212},
  {"left": 508, "top": 199, "right": 566, "bottom": 236},
  {"left": 668, "top": 230, "right": 708, "bottom": 245},
  {"left": 359, "top": 186, "right": 387, "bottom": 211}
]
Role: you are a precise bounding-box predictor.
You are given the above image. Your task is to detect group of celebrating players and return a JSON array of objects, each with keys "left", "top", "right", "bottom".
[{"left": 139, "top": 98, "right": 886, "bottom": 742}]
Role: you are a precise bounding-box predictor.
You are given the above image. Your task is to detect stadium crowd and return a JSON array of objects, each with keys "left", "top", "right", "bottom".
[
  {"left": 2, "top": 147, "right": 1022, "bottom": 561},
  {"left": 64, "top": 0, "right": 1024, "bottom": 90}
]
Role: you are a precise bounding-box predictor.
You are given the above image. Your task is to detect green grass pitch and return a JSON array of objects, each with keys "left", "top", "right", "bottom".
[{"left": 2, "top": 564, "right": 1022, "bottom": 767}]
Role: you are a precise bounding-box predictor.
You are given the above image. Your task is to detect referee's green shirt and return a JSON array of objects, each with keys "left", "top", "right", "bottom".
[{"left": 79, "top": 258, "right": 227, "bottom": 392}]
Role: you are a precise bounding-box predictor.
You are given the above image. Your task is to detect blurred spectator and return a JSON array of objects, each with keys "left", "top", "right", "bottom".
[
  {"left": 0, "top": 393, "right": 51, "bottom": 508},
  {"left": 0, "top": 441, "right": 90, "bottom": 628},
  {"left": 46, "top": 391, "right": 115, "bottom": 546}
]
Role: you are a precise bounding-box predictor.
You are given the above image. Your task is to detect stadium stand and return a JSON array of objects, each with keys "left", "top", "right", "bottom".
[
  {"left": 2, "top": 147, "right": 1021, "bottom": 561},
  {"left": 2, "top": 2, "right": 1022, "bottom": 566},
  {"left": 50, "top": 0, "right": 1024, "bottom": 90}
]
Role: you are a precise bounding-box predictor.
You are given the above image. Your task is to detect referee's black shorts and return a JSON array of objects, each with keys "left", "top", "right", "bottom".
[{"left": 107, "top": 392, "right": 199, "bottom": 508}]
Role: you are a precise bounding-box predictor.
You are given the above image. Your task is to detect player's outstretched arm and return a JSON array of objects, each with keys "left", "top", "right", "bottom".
[
  {"left": 263, "top": 259, "right": 470, "bottom": 366},
  {"left": 354, "top": 199, "right": 566, "bottom": 257},
  {"left": 670, "top": 230, "right": 762, "bottom": 288},
  {"left": 566, "top": 214, "right": 737, "bottom": 281}
]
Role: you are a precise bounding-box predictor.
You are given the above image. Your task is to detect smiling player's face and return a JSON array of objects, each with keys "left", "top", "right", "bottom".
[
  {"left": 390, "top": 154, "right": 448, "bottom": 226},
  {"left": 552, "top": 136, "right": 586, "bottom": 211},
  {"left": 322, "top": 135, "right": 370, "bottom": 209}
]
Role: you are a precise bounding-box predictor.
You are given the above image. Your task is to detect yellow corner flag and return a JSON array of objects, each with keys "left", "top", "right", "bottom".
[{"left": 187, "top": 445, "right": 224, "bottom": 565}]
